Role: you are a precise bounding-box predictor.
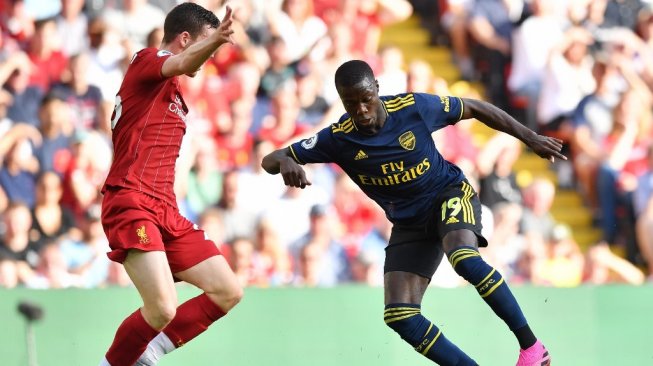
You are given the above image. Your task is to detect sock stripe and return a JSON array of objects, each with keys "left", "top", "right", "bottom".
[
  {"left": 384, "top": 309, "right": 421, "bottom": 318},
  {"left": 475, "top": 269, "right": 496, "bottom": 288},
  {"left": 423, "top": 322, "right": 434, "bottom": 338},
  {"left": 448, "top": 248, "right": 478, "bottom": 264},
  {"left": 450, "top": 252, "right": 480, "bottom": 268},
  {"left": 421, "top": 329, "right": 442, "bottom": 355},
  {"left": 384, "top": 306, "right": 422, "bottom": 312},
  {"left": 385, "top": 313, "right": 420, "bottom": 324},
  {"left": 481, "top": 277, "right": 505, "bottom": 298}
]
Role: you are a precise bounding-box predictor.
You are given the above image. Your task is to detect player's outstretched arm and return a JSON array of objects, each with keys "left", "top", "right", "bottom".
[
  {"left": 161, "top": 6, "right": 235, "bottom": 77},
  {"left": 261, "top": 147, "right": 312, "bottom": 188},
  {"left": 460, "top": 98, "right": 567, "bottom": 162}
]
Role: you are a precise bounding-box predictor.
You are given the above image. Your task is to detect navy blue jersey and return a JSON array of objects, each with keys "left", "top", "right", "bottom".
[{"left": 289, "top": 93, "right": 466, "bottom": 225}]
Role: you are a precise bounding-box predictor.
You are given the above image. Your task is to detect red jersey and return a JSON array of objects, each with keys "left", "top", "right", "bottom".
[{"left": 102, "top": 47, "right": 188, "bottom": 207}]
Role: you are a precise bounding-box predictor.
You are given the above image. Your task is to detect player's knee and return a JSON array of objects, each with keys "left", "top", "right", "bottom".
[
  {"left": 384, "top": 304, "right": 425, "bottom": 346},
  {"left": 144, "top": 301, "right": 177, "bottom": 329},
  {"left": 206, "top": 282, "right": 243, "bottom": 312}
]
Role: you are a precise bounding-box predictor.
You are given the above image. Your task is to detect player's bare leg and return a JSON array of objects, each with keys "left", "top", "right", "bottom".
[
  {"left": 100, "top": 250, "right": 178, "bottom": 366},
  {"left": 135, "top": 255, "right": 242, "bottom": 365},
  {"left": 384, "top": 271, "right": 478, "bottom": 365},
  {"left": 442, "top": 230, "right": 550, "bottom": 366}
]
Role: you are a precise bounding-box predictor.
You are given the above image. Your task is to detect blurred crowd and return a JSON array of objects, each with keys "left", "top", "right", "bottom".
[{"left": 0, "top": 0, "right": 651, "bottom": 290}]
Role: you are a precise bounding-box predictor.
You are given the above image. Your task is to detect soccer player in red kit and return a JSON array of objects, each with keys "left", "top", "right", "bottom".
[{"left": 98, "top": 4, "right": 241, "bottom": 366}]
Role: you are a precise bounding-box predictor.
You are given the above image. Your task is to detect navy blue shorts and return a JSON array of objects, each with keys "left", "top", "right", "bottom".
[{"left": 384, "top": 179, "right": 487, "bottom": 279}]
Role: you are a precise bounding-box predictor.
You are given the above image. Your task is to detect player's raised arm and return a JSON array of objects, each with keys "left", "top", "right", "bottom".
[
  {"left": 261, "top": 147, "right": 312, "bottom": 188},
  {"left": 460, "top": 97, "right": 567, "bottom": 162},
  {"left": 161, "top": 6, "right": 234, "bottom": 77}
]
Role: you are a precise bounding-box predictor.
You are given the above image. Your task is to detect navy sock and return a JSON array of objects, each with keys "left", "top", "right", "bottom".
[
  {"left": 384, "top": 303, "right": 478, "bottom": 366},
  {"left": 448, "top": 246, "right": 535, "bottom": 349}
]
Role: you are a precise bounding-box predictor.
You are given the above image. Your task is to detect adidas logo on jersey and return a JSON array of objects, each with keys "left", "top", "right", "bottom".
[
  {"left": 355, "top": 150, "right": 368, "bottom": 160},
  {"left": 446, "top": 216, "right": 459, "bottom": 225}
]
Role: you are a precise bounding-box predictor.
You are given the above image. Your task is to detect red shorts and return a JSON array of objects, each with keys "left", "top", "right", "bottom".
[{"left": 101, "top": 187, "right": 221, "bottom": 274}]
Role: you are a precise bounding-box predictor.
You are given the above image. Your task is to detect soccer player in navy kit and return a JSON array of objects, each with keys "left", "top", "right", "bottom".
[{"left": 262, "top": 60, "right": 563, "bottom": 366}]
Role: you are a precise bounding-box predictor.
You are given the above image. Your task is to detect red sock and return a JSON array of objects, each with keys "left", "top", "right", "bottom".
[
  {"left": 105, "top": 309, "right": 159, "bottom": 366},
  {"left": 163, "top": 293, "right": 226, "bottom": 348}
]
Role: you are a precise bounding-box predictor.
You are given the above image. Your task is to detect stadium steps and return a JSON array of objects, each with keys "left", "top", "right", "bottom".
[{"left": 380, "top": 16, "right": 602, "bottom": 249}]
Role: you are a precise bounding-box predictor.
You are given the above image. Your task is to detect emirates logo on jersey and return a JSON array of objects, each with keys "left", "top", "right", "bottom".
[{"left": 168, "top": 95, "right": 187, "bottom": 122}]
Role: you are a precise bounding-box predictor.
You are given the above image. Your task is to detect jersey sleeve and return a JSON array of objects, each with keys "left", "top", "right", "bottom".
[
  {"left": 288, "top": 126, "right": 337, "bottom": 164},
  {"left": 414, "top": 93, "right": 465, "bottom": 132},
  {"left": 129, "top": 48, "right": 171, "bottom": 82}
]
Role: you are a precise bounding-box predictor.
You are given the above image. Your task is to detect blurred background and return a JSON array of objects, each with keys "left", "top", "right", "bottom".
[{"left": 1, "top": 0, "right": 653, "bottom": 365}]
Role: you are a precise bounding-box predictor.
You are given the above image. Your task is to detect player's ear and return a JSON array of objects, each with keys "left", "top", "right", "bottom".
[
  {"left": 180, "top": 31, "right": 191, "bottom": 48},
  {"left": 375, "top": 80, "right": 380, "bottom": 92}
]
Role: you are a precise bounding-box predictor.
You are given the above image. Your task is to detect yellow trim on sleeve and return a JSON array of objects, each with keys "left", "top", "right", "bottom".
[
  {"left": 288, "top": 145, "right": 302, "bottom": 164},
  {"left": 457, "top": 97, "right": 464, "bottom": 121}
]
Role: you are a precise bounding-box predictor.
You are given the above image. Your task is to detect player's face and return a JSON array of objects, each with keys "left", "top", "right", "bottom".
[{"left": 338, "top": 78, "right": 385, "bottom": 135}]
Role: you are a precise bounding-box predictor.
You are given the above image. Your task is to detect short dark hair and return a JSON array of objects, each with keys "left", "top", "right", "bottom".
[
  {"left": 334, "top": 60, "right": 375, "bottom": 89},
  {"left": 162, "top": 3, "right": 220, "bottom": 44}
]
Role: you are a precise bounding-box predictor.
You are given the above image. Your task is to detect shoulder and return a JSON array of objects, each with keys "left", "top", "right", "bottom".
[
  {"left": 381, "top": 93, "right": 418, "bottom": 114},
  {"left": 330, "top": 114, "right": 355, "bottom": 135}
]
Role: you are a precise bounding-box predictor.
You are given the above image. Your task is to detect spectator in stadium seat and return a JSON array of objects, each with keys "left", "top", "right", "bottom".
[
  {"left": 33, "top": 92, "right": 73, "bottom": 176},
  {"left": 100, "top": 0, "right": 165, "bottom": 52},
  {"left": 508, "top": 0, "right": 565, "bottom": 130},
  {"left": 439, "top": 0, "right": 475, "bottom": 80},
  {"left": 584, "top": 242, "right": 645, "bottom": 285},
  {"left": 268, "top": 0, "right": 328, "bottom": 63},
  {"left": 537, "top": 27, "right": 595, "bottom": 140},
  {"left": 530, "top": 224, "right": 585, "bottom": 287},
  {"left": 477, "top": 132, "right": 523, "bottom": 210},
  {"left": 0, "top": 137, "right": 38, "bottom": 208},
  {"left": 257, "top": 82, "right": 310, "bottom": 147},
  {"left": 297, "top": 71, "right": 330, "bottom": 126},
  {"left": 468, "top": 0, "right": 522, "bottom": 111},
  {"left": 4, "top": 54, "right": 43, "bottom": 127},
  {"left": 354, "top": 206, "right": 392, "bottom": 286},
  {"left": 85, "top": 17, "right": 127, "bottom": 103},
  {"left": 215, "top": 98, "right": 255, "bottom": 170},
  {"left": 0, "top": 201, "right": 42, "bottom": 286},
  {"left": 58, "top": 204, "right": 115, "bottom": 288},
  {"left": 596, "top": 89, "right": 652, "bottom": 248},
  {"left": 50, "top": 52, "right": 106, "bottom": 133},
  {"left": 237, "top": 139, "right": 287, "bottom": 215},
  {"left": 258, "top": 35, "right": 295, "bottom": 99},
  {"left": 483, "top": 201, "right": 527, "bottom": 283},
  {"left": 30, "top": 171, "right": 77, "bottom": 244},
  {"left": 520, "top": 178, "right": 557, "bottom": 260},
  {"left": 570, "top": 55, "right": 621, "bottom": 212},
  {"left": 26, "top": 17, "right": 68, "bottom": 92},
  {"left": 217, "top": 169, "right": 260, "bottom": 243},
  {"left": 55, "top": 0, "right": 88, "bottom": 57},
  {"left": 60, "top": 131, "right": 111, "bottom": 222},
  {"left": 253, "top": 217, "right": 293, "bottom": 286},
  {"left": 185, "top": 137, "right": 223, "bottom": 220},
  {"left": 376, "top": 45, "right": 407, "bottom": 95},
  {"left": 228, "top": 236, "right": 258, "bottom": 287},
  {"left": 291, "top": 203, "right": 350, "bottom": 287}
]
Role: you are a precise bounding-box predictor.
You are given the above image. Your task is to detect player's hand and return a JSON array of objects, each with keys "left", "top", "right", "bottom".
[
  {"left": 279, "top": 157, "right": 312, "bottom": 189},
  {"left": 216, "top": 6, "right": 235, "bottom": 45},
  {"left": 528, "top": 134, "right": 567, "bottom": 163}
]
